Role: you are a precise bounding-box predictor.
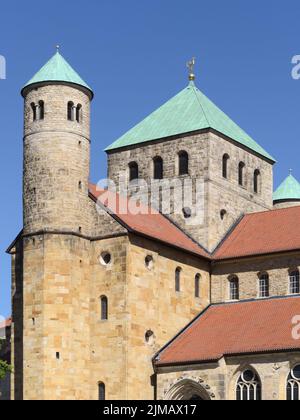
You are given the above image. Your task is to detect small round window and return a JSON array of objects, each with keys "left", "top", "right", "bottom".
[
  {"left": 242, "top": 370, "right": 256, "bottom": 383},
  {"left": 100, "top": 252, "right": 112, "bottom": 266}
]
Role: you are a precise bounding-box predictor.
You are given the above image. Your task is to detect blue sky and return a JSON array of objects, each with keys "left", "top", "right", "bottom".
[{"left": 1, "top": 0, "right": 300, "bottom": 316}]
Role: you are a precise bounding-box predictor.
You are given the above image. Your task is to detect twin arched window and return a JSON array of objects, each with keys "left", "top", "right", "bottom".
[
  {"left": 178, "top": 151, "right": 189, "bottom": 176},
  {"left": 236, "top": 369, "right": 261, "bottom": 400},
  {"left": 153, "top": 156, "right": 163, "bottom": 180},
  {"left": 100, "top": 296, "right": 108, "bottom": 320},
  {"left": 289, "top": 270, "right": 300, "bottom": 295},
  {"left": 31, "top": 101, "right": 44, "bottom": 121},
  {"left": 229, "top": 276, "right": 239, "bottom": 300},
  {"left": 68, "top": 101, "right": 82, "bottom": 122}
]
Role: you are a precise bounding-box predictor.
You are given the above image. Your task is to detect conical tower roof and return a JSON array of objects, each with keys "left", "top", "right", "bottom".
[
  {"left": 21, "top": 51, "right": 93, "bottom": 98},
  {"left": 273, "top": 174, "right": 300, "bottom": 203}
]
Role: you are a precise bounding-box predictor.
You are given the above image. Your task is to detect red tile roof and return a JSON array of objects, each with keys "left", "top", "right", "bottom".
[
  {"left": 89, "top": 183, "right": 210, "bottom": 259},
  {"left": 0, "top": 317, "right": 11, "bottom": 329},
  {"left": 155, "top": 296, "right": 300, "bottom": 366},
  {"left": 214, "top": 206, "right": 300, "bottom": 260}
]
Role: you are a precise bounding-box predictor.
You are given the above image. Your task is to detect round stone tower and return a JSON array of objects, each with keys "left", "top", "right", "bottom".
[{"left": 21, "top": 50, "right": 93, "bottom": 235}]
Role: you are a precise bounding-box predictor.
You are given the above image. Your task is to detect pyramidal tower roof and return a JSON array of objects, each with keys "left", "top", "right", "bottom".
[
  {"left": 273, "top": 174, "right": 300, "bottom": 202},
  {"left": 105, "top": 81, "right": 274, "bottom": 162},
  {"left": 21, "top": 50, "right": 93, "bottom": 98}
]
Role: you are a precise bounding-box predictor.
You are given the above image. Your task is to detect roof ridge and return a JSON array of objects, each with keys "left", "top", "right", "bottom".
[
  {"left": 245, "top": 204, "right": 300, "bottom": 217},
  {"left": 190, "top": 83, "right": 210, "bottom": 127}
]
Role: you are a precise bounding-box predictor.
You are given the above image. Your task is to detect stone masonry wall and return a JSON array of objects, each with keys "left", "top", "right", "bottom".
[
  {"left": 107, "top": 130, "right": 273, "bottom": 251},
  {"left": 211, "top": 252, "right": 300, "bottom": 303},
  {"left": 207, "top": 132, "right": 273, "bottom": 251},
  {"left": 125, "top": 234, "right": 210, "bottom": 400},
  {"left": 22, "top": 234, "right": 91, "bottom": 400}
]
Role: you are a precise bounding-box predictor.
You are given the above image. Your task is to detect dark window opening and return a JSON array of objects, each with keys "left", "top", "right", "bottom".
[
  {"left": 178, "top": 151, "right": 189, "bottom": 176},
  {"left": 98, "top": 382, "right": 105, "bottom": 400},
  {"left": 76, "top": 104, "right": 82, "bottom": 123},
  {"left": 68, "top": 101, "right": 74, "bottom": 121},
  {"left": 129, "top": 162, "right": 139, "bottom": 181},
  {"left": 239, "top": 162, "right": 245, "bottom": 186},
  {"left": 38, "top": 100, "right": 44, "bottom": 120},
  {"left": 222, "top": 154, "right": 230, "bottom": 179},
  {"left": 175, "top": 267, "right": 181, "bottom": 292},
  {"left": 254, "top": 169, "right": 260, "bottom": 194},
  {"left": 153, "top": 156, "right": 163, "bottom": 180},
  {"left": 101, "top": 296, "right": 108, "bottom": 320},
  {"left": 195, "top": 274, "right": 201, "bottom": 298}
]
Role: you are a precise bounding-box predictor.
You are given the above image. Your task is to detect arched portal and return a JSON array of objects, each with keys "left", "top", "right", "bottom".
[{"left": 164, "top": 379, "right": 211, "bottom": 400}]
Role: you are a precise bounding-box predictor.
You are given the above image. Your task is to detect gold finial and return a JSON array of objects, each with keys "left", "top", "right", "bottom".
[{"left": 187, "top": 57, "right": 196, "bottom": 81}]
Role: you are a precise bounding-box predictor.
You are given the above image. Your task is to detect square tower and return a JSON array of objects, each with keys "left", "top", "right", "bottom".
[{"left": 106, "top": 81, "right": 274, "bottom": 251}]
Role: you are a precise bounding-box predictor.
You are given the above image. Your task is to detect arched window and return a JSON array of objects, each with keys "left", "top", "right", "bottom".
[
  {"left": 178, "top": 151, "right": 189, "bottom": 176},
  {"left": 129, "top": 162, "right": 139, "bottom": 181},
  {"left": 222, "top": 154, "right": 230, "bottom": 179},
  {"left": 289, "top": 270, "right": 300, "bottom": 295},
  {"left": 153, "top": 156, "right": 163, "bottom": 180},
  {"left": 175, "top": 267, "right": 181, "bottom": 292},
  {"left": 195, "top": 274, "right": 201, "bottom": 298},
  {"left": 287, "top": 365, "right": 300, "bottom": 400},
  {"left": 38, "top": 100, "right": 44, "bottom": 120},
  {"left": 76, "top": 104, "right": 82, "bottom": 123},
  {"left": 254, "top": 169, "right": 260, "bottom": 194},
  {"left": 229, "top": 276, "right": 239, "bottom": 300},
  {"left": 236, "top": 369, "right": 261, "bottom": 400},
  {"left": 258, "top": 273, "right": 269, "bottom": 298},
  {"left": 98, "top": 382, "right": 105, "bottom": 400},
  {"left": 100, "top": 296, "right": 108, "bottom": 320},
  {"left": 31, "top": 102, "right": 37, "bottom": 121},
  {"left": 238, "top": 162, "right": 245, "bottom": 186},
  {"left": 68, "top": 101, "right": 75, "bottom": 121}
]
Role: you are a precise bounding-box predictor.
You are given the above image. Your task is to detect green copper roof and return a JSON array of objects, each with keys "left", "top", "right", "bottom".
[
  {"left": 273, "top": 174, "right": 300, "bottom": 202},
  {"left": 106, "top": 81, "right": 274, "bottom": 161},
  {"left": 22, "top": 51, "right": 93, "bottom": 97}
]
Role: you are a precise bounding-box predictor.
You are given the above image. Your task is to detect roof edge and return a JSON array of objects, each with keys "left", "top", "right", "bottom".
[{"left": 21, "top": 80, "right": 94, "bottom": 100}]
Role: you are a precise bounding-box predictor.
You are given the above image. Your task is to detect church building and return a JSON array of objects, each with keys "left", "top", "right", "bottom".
[{"left": 5, "top": 51, "right": 300, "bottom": 400}]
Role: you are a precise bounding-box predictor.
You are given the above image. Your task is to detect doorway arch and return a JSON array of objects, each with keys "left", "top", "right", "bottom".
[{"left": 164, "top": 379, "right": 211, "bottom": 400}]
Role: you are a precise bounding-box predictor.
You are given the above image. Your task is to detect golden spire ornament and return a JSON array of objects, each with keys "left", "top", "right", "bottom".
[{"left": 187, "top": 57, "right": 196, "bottom": 81}]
